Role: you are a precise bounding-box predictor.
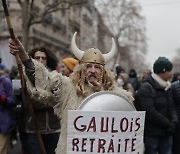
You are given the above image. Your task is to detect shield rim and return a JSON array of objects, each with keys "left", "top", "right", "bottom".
[{"left": 78, "top": 91, "right": 135, "bottom": 110}]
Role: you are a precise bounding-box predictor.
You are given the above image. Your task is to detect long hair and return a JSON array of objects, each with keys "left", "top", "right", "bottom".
[
  {"left": 70, "top": 63, "right": 115, "bottom": 97},
  {"left": 28, "top": 47, "right": 58, "bottom": 70}
]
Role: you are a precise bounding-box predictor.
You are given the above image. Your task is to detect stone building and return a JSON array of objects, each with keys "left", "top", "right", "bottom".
[{"left": 0, "top": 0, "right": 114, "bottom": 70}]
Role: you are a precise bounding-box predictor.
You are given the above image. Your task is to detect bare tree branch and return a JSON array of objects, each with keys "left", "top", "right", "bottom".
[
  {"left": 28, "top": 0, "right": 35, "bottom": 27},
  {"left": 29, "top": 0, "right": 87, "bottom": 27},
  {"left": 17, "top": 0, "right": 87, "bottom": 51},
  {"left": 17, "top": 0, "right": 22, "bottom": 7},
  {"left": 95, "top": 0, "right": 147, "bottom": 70}
]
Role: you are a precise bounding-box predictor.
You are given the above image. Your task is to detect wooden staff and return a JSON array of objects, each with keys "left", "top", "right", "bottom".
[{"left": 1, "top": 0, "right": 47, "bottom": 153}]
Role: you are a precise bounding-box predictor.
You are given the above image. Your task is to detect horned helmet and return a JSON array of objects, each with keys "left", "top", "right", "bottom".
[{"left": 71, "top": 32, "right": 116, "bottom": 65}]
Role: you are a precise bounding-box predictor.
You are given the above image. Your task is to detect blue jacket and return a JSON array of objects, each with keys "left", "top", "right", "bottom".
[
  {"left": 0, "top": 75, "right": 17, "bottom": 134},
  {"left": 0, "top": 75, "right": 16, "bottom": 107}
]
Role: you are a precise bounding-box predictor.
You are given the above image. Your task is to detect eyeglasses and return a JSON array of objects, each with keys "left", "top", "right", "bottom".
[{"left": 34, "top": 56, "right": 47, "bottom": 60}]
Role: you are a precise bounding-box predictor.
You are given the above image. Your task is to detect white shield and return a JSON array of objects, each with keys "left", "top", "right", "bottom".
[{"left": 78, "top": 91, "right": 136, "bottom": 111}]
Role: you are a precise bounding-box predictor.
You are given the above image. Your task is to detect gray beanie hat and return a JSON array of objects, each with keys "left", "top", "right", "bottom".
[{"left": 153, "top": 57, "right": 173, "bottom": 74}]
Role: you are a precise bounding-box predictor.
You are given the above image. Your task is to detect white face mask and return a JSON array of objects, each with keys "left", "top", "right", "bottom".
[{"left": 117, "top": 78, "right": 124, "bottom": 86}]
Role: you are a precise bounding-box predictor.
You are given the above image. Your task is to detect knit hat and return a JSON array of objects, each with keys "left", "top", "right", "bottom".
[
  {"left": 63, "top": 58, "right": 78, "bottom": 71},
  {"left": 153, "top": 57, "right": 173, "bottom": 74}
]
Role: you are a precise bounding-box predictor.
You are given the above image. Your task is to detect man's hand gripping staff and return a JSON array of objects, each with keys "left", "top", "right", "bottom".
[{"left": 1, "top": 0, "right": 46, "bottom": 153}]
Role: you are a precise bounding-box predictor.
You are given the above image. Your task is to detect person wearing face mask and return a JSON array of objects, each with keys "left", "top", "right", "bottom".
[
  {"left": 129, "top": 68, "right": 140, "bottom": 92},
  {"left": 116, "top": 76, "right": 124, "bottom": 87},
  {"left": 116, "top": 72, "right": 134, "bottom": 96}
]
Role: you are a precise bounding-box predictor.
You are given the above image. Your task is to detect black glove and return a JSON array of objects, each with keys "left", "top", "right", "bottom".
[{"left": 166, "top": 122, "right": 176, "bottom": 135}]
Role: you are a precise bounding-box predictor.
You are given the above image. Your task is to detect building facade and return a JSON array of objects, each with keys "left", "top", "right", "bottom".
[{"left": 0, "top": 0, "right": 114, "bottom": 70}]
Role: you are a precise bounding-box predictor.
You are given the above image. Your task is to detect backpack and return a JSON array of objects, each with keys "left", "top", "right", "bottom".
[{"left": 134, "top": 82, "right": 156, "bottom": 111}]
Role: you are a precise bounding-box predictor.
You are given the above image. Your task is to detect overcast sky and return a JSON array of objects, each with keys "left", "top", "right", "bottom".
[{"left": 137, "top": 0, "right": 180, "bottom": 66}]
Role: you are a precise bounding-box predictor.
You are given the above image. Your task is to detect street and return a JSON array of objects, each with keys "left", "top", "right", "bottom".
[{"left": 8, "top": 135, "right": 22, "bottom": 154}]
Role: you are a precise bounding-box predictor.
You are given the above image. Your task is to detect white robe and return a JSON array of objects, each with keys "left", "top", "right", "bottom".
[{"left": 26, "top": 60, "right": 134, "bottom": 154}]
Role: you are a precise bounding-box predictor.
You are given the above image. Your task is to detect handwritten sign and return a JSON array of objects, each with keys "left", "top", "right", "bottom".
[{"left": 67, "top": 110, "right": 145, "bottom": 154}]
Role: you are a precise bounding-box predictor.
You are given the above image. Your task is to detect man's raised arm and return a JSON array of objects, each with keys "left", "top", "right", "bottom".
[{"left": 9, "top": 38, "right": 35, "bottom": 83}]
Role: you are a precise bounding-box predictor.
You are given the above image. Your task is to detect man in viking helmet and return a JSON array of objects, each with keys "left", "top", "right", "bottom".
[{"left": 9, "top": 32, "right": 134, "bottom": 153}]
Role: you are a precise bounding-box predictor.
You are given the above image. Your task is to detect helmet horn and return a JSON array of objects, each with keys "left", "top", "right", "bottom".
[
  {"left": 103, "top": 38, "right": 116, "bottom": 63},
  {"left": 71, "top": 32, "right": 84, "bottom": 60}
]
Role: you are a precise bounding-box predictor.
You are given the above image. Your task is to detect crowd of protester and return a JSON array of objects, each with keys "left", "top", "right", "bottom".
[{"left": 0, "top": 53, "right": 180, "bottom": 154}]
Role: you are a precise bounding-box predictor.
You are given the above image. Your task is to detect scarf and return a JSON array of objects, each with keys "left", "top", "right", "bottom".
[{"left": 151, "top": 73, "right": 171, "bottom": 91}]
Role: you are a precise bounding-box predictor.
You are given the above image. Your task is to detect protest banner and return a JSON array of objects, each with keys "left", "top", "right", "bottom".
[{"left": 67, "top": 110, "right": 145, "bottom": 154}]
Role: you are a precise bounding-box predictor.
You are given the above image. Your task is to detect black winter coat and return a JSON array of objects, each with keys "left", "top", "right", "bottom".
[
  {"left": 172, "top": 80, "right": 180, "bottom": 128},
  {"left": 136, "top": 75, "right": 178, "bottom": 137}
]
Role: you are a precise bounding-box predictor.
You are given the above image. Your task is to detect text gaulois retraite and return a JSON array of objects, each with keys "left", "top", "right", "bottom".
[{"left": 67, "top": 111, "right": 145, "bottom": 154}]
